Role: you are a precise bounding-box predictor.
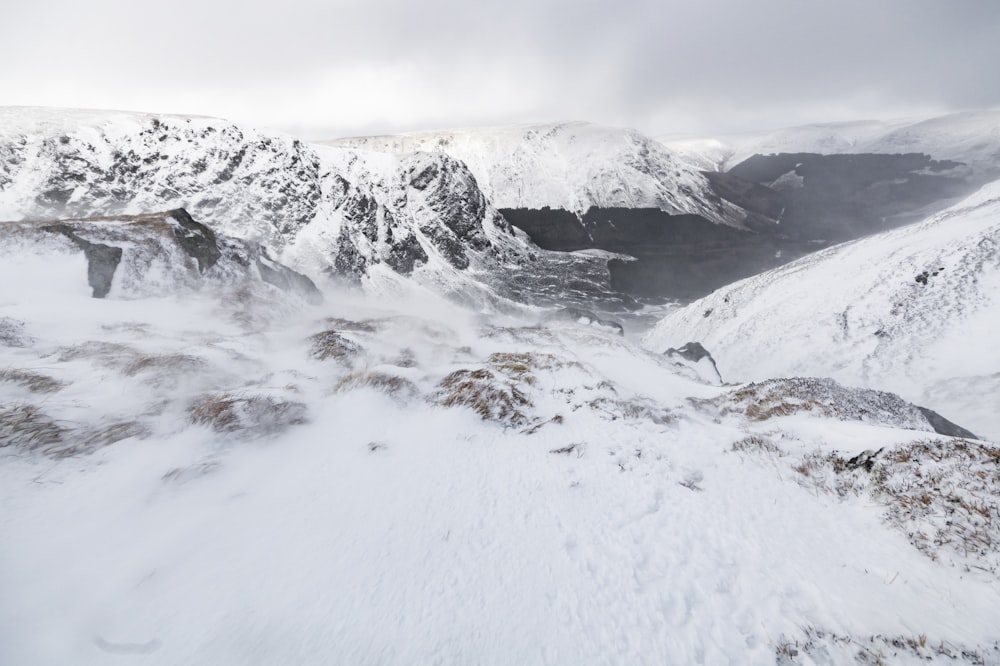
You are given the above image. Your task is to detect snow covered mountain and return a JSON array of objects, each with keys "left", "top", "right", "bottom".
[
  {"left": 327, "top": 121, "right": 745, "bottom": 225},
  {"left": 3, "top": 106, "right": 1000, "bottom": 664},
  {"left": 644, "top": 179, "right": 1000, "bottom": 441},
  {"left": 0, "top": 107, "right": 631, "bottom": 310},
  {"left": 3, "top": 216, "right": 1000, "bottom": 664},
  {"left": 663, "top": 108, "right": 1000, "bottom": 174}
]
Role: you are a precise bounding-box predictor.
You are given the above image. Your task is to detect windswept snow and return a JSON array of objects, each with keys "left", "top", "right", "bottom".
[
  {"left": 644, "top": 179, "right": 1000, "bottom": 441},
  {"left": 3, "top": 213, "right": 1000, "bottom": 664},
  {"left": 327, "top": 121, "right": 745, "bottom": 225}
]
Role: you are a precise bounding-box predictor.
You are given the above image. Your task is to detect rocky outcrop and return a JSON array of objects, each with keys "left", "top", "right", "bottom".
[
  {"left": 1, "top": 209, "right": 322, "bottom": 302},
  {"left": 664, "top": 342, "right": 721, "bottom": 385},
  {"left": 0, "top": 109, "right": 544, "bottom": 296}
]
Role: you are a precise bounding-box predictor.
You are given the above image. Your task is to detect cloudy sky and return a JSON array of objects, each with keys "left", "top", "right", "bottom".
[{"left": 4, "top": 0, "right": 999, "bottom": 139}]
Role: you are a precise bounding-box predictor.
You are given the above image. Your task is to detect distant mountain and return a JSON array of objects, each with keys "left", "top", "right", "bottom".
[
  {"left": 327, "top": 121, "right": 745, "bottom": 225},
  {"left": 662, "top": 108, "right": 1000, "bottom": 174},
  {"left": 0, "top": 107, "right": 627, "bottom": 310},
  {"left": 644, "top": 179, "right": 1000, "bottom": 440}
]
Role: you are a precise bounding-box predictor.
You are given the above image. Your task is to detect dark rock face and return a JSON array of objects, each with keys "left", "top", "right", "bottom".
[
  {"left": 916, "top": 406, "right": 979, "bottom": 440},
  {"left": 11, "top": 209, "right": 323, "bottom": 302},
  {"left": 664, "top": 342, "right": 721, "bottom": 383},
  {"left": 664, "top": 342, "right": 714, "bottom": 364},
  {"left": 41, "top": 224, "right": 123, "bottom": 298},
  {"left": 166, "top": 208, "right": 221, "bottom": 272},
  {"left": 255, "top": 255, "right": 323, "bottom": 305}
]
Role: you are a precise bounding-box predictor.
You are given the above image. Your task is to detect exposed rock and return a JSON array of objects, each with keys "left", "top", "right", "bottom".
[
  {"left": 916, "top": 406, "right": 978, "bottom": 439},
  {"left": 3, "top": 209, "right": 322, "bottom": 302},
  {"left": 255, "top": 254, "right": 323, "bottom": 304},
  {"left": 41, "top": 223, "right": 122, "bottom": 297},
  {"left": 664, "top": 342, "right": 722, "bottom": 385},
  {"left": 164, "top": 208, "right": 220, "bottom": 272}
]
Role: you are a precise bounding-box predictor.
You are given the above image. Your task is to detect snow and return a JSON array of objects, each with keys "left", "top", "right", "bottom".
[
  {"left": 644, "top": 179, "right": 1000, "bottom": 442},
  {"left": 326, "top": 121, "right": 745, "bottom": 226},
  {"left": 4, "top": 107, "right": 1000, "bottom": 664},
  {"left": 4, "top": 233, "right": 1000, "bottom": 664}
]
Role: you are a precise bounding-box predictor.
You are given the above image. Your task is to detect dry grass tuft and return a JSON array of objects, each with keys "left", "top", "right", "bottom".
[
  {"left": 791, "top": 438, "right": 1000, "bottom": 573},
  {"left": 58, "top": 340, "right": 138, "bottom": 364},
  {"left": 122, "top": 354, "right": 205, "bottom": 377},
  {"left": 731, "top": 434, "right": 783, "bottom": 455},
  {"left": 0, "top": 317, "right": 30, "bottom": 347},
  {"left": 432, "top": 368, "right": 531, "bottom": 426},
  {"left": 0, "top": 368, "right": 66, "bottom": 394},
  {"left": 190, "top": 392, "right": 308, "bottom": 437},
  {"left": 162, "top": 461, "right": 221, "bottom": 483},
  {"left": 321, "top": 317, "right": 380, "bottom": 333},
  {"left": 78, "top": 422, "right": 150, "bottom": 452},
  {"left": 587, "top": 396, "right": 674, "bottom": 425},
  {"left": 392, "top": 348, "right": 418, "bottom": 368},
  {"left": 0, "top": 404, "right": 66, "bottom": 452},
  {"left": 334, "top": 371, "right": 419, "bottom": 401},
  {"left": 308, "top": 330, "right": 361, "bottom": 362}
]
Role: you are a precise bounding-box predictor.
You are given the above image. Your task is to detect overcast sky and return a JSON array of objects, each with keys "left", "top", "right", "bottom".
[{"left": 4, "top": 0, "right": 999, "bottom": 140}]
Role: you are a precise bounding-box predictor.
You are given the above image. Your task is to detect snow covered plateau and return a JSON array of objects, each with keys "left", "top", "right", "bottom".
[{"left": 2, "top": 107, "right": 1000, "bottom": 665}]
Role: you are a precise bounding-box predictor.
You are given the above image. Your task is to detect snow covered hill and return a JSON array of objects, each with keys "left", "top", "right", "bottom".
[
  {"left": 327, "top": 121, "right": 745, "bottom": 225},
  {"left": 663, "top": 108, "right": 1000, "bottom": 174},
  {"left": 644, "top": 179, "right": 1000, "bottom": 441},
  {"left": 3, "top": 218, "right": 1000, "bottom": 664},
  {"left": 0, "top": 107, "right": 632, "bottom": 310}
]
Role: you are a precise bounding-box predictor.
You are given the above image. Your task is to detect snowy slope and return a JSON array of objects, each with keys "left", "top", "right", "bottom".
[
  {"left": 644, "top": 180, "right": 1000, "bottom": 440},
  {"left": 3, "top": 226, "right": 1000, "bottom": 664},
  {"left": 663, "top": 109, "right": 1000, "bottom": 173},
  {"left": 0, "top": 107, "right": 594, "bottom": 310},
  {"left": 327, "top": 122, "right": 745, "bottom": 225}
]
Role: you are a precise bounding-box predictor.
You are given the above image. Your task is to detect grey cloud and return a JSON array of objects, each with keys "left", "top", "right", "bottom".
[{"left": 3, "top": 0, "right": 998, "bottom": 137}]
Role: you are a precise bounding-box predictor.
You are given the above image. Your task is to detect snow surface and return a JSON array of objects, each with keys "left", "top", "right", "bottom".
[
  {"left": 326, "top": 121, "right": 745, "bottom": 225},
  {"left": 663, "top": 109, "right": 1000, "bottom": 173},
  {"left": 644, "top": 179, "right": 1000, "bottom": 442},
  {"left": 3, "top": 226, "right": 1000, "bottom": 664}
]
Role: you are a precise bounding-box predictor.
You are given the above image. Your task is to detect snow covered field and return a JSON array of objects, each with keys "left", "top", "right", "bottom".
[{"left": 3, "top": 233, "right": 1000, "bottom": 665}]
